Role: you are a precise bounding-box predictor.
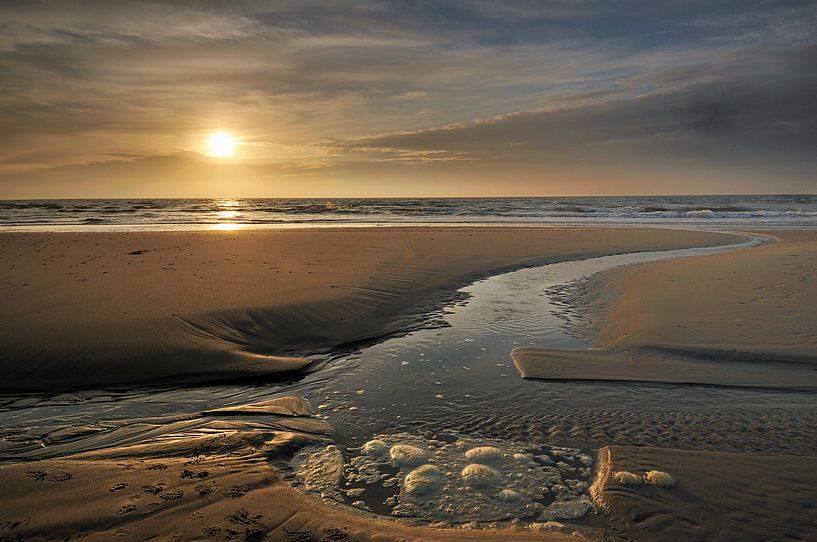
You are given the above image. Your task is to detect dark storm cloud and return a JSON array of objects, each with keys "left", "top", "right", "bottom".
[
  {"left": 0, "top": 0, "right": 815, "bottom": 195},
  {"left": 338, "top": 46, "right": 817, "bottom": 163}
]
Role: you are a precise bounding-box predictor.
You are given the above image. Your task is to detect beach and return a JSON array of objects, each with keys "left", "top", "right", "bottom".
[
  {"left": 0, "top": 226, "right": 735, "bottom": 392},
  {"left": 3, "top": 0, "right": 816, "bottom": 537},
  {"left": 513, "top": 230, "right": 817, "bottom": 386},
  {"left": 0, "top": 396, "right": 588, "bottom": 542},
  {"left": 1, "top": 225, "right": 816, "bottom": 541},
  {"left": 513, "top": 229, "right": 817, "bottom": 540}
]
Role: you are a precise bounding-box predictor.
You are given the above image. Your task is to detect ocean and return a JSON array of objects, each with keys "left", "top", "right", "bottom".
[{"left": 1, "top": 195, "right": 815, "bottom": 230}]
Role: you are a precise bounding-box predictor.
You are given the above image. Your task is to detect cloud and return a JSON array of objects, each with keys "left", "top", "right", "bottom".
[
  {"left": 320, "top": 41, "right": 817, "bottom": 194},
  {"left": 0, "top": 1, "right": 269, "bottom": 51},
  {"left": 0, "top": 0, "right": 815, "bottom": 195}
]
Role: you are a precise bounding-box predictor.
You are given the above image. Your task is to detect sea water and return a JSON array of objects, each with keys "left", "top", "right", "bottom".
[{"left": 1, "top": 195, "right": 816, "bottom": 230}]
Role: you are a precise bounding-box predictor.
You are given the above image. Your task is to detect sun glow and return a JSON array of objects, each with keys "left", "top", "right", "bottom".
[{"left": 206, "top": 132, "right": 238, "bottom": 157}]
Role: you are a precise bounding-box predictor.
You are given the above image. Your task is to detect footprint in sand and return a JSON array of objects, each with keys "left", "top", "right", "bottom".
[
  {"left": 226, "top": 508, "right": 262, "bottom": 525},
  {"left": 223, "top": 485, "right": 249, "bottom": 498},
  {"left": 24, "top": 470, "right": 47, "bottom": 481},
  {"left": 195, "top": 483, "right": 219, "bottom": 498},
  {"left": 159, "top": 489, "right": 184, "bottom": 501},
  {"left": 118, "top": 504, "right": 136, "bottom": 515},
  {"left": 109, "top": 482, "right": 128, "bottom": 492},
  {"left": 46, "top": 472, "right": 72, "bottom": 483},
  {"left": 180, "top": 469, "right": 209, "bottom": 479},
  {"left": 322, "top": 527, "right": 350, "bottom": 541},
  {"left": 142, "top": 483, "right": 165, "bottom": 495}
]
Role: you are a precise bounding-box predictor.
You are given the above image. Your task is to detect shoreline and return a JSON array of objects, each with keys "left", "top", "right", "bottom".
[
  {"left": 4, "top": 194, "right": 816, "bottom": 233},
  {"left": 3, "top": 222, "right": 815, "bottom": 233}
]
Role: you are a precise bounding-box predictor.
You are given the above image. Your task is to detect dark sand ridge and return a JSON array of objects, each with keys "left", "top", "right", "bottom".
[
  {"left": 513, "top": 230, "right": 817, "bottom": 389},
  {"left": 0, "top": 227, "right": 736, "bottom": 392},
  {"left": 0, "top": 395, "right": 587, "bottom": 542}
]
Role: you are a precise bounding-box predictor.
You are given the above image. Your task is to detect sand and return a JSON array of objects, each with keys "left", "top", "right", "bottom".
[
  {"left": 513, "top": 230, "right": 817, "bottom": 389},
  {"left": 593, "top": 445, "right": 817, "bottom": 541},
  {"left": 511, "top": 346, "right": 817, "bottom": 389},
  {"left": 0, "top": 395, "right": 585, "bottom": 542},
  {"left": 597, "top": 230, "right": 817, "bottom": 356},
  {"left": 4, "top": 225, "right": 812, "bottom": 540},
  {"left": 512, "top": 230, "right": 817, "bottom": 540},
  {"left": 0, "top": 226, "right": 735, "bottom": 391}
]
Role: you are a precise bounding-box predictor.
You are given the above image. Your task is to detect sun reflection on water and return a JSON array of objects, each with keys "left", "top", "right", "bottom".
[
  {"left": 217, "top": 210, "right": 241, "bottom": 220},
  {"left": 212, "top": 199, "right": 244, "bottom": 228},
  {"left": 211, "top": 222, "right": 244, "bottom": 231}
]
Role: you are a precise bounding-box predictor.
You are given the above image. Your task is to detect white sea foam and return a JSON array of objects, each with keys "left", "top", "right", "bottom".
[
  {"left": 645, "top": 470, "right": 676, "bottom": 487},
  {"left": 405, "top": 464, "right": 443, "bottom": 495},
  {"left": 464, "top": 446, "right": 504, "bottom": 464},
  {"left": 361, "top": 439, "right": 388, "bottom": 456},
  {"left": 613, "top": 470, "right": 643, "bottom": 486},
  {"left": 389, "top": 444, "right": 428, "bottom": 467},
  {"left": 461, "top": 463, "right": 502, "bottom": 487},
  {"left": 286, "top": 432, "right": 594, "bottom": 524}
]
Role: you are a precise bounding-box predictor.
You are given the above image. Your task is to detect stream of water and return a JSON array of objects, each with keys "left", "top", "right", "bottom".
[{"left": 5, "top": 230, "right": 815, "bottom": 466}]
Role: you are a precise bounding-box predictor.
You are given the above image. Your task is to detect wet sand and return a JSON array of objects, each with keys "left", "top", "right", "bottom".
[
  {"left": 594, "top": 445, "right": 817, "bottom": 541},
  {"left": 514, "top": 230, "right": 817, "bottom": 540},
  {"left": 0, "top": 395, "right": 584, "bottom": 541},
  {"left": 511, "top": 346, "right": 817, "bottom": 389},
  {"left": 0, "top": 227, "right": 734, "bottom": 391}
]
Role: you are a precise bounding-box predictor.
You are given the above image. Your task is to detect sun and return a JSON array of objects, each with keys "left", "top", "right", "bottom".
[{"left": 206, "top": 132, "right": 238, "bottom": 158}]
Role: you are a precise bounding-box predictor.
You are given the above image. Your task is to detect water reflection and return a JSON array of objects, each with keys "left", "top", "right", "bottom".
[
  {"left": 212, "top": 222, "right": 243, "bottom": 231},
  {"left": 213, "top": 200, "right": 243, "bottom": 228}
]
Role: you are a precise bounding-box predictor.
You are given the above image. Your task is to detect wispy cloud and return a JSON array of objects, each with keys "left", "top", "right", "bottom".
[{"left": 1, "top": 0, "right": 815, "bottom": 195}]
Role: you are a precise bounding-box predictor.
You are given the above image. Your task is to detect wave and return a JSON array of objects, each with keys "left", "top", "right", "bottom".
[{"left": 1, "top": 195, "right": 815, "bottom": 228}]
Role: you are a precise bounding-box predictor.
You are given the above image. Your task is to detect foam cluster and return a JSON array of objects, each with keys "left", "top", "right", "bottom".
[
  {"left": 645, "top": 470, "right": 676, "bottom": 487},
  {"left": 288, "top": 432, "right": 594, "bottom": 524},
  {"left": 613, "top": 469, "right": 676, "bottom": 488}
]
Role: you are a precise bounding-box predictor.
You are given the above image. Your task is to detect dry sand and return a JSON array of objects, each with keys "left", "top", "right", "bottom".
[
  {"left": 596, "top": 230, "right": 817, "bottom": 356},
  {"left": 513, "top": 230, "right": 817, "bottom": 388},
  {"left": 0, "top": 226, "right": 735, "bottom": 391}
]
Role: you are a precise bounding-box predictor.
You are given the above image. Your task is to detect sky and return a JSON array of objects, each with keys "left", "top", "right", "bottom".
[{"left": 0, "top": 0, "right": 815, "bottom": 198}]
